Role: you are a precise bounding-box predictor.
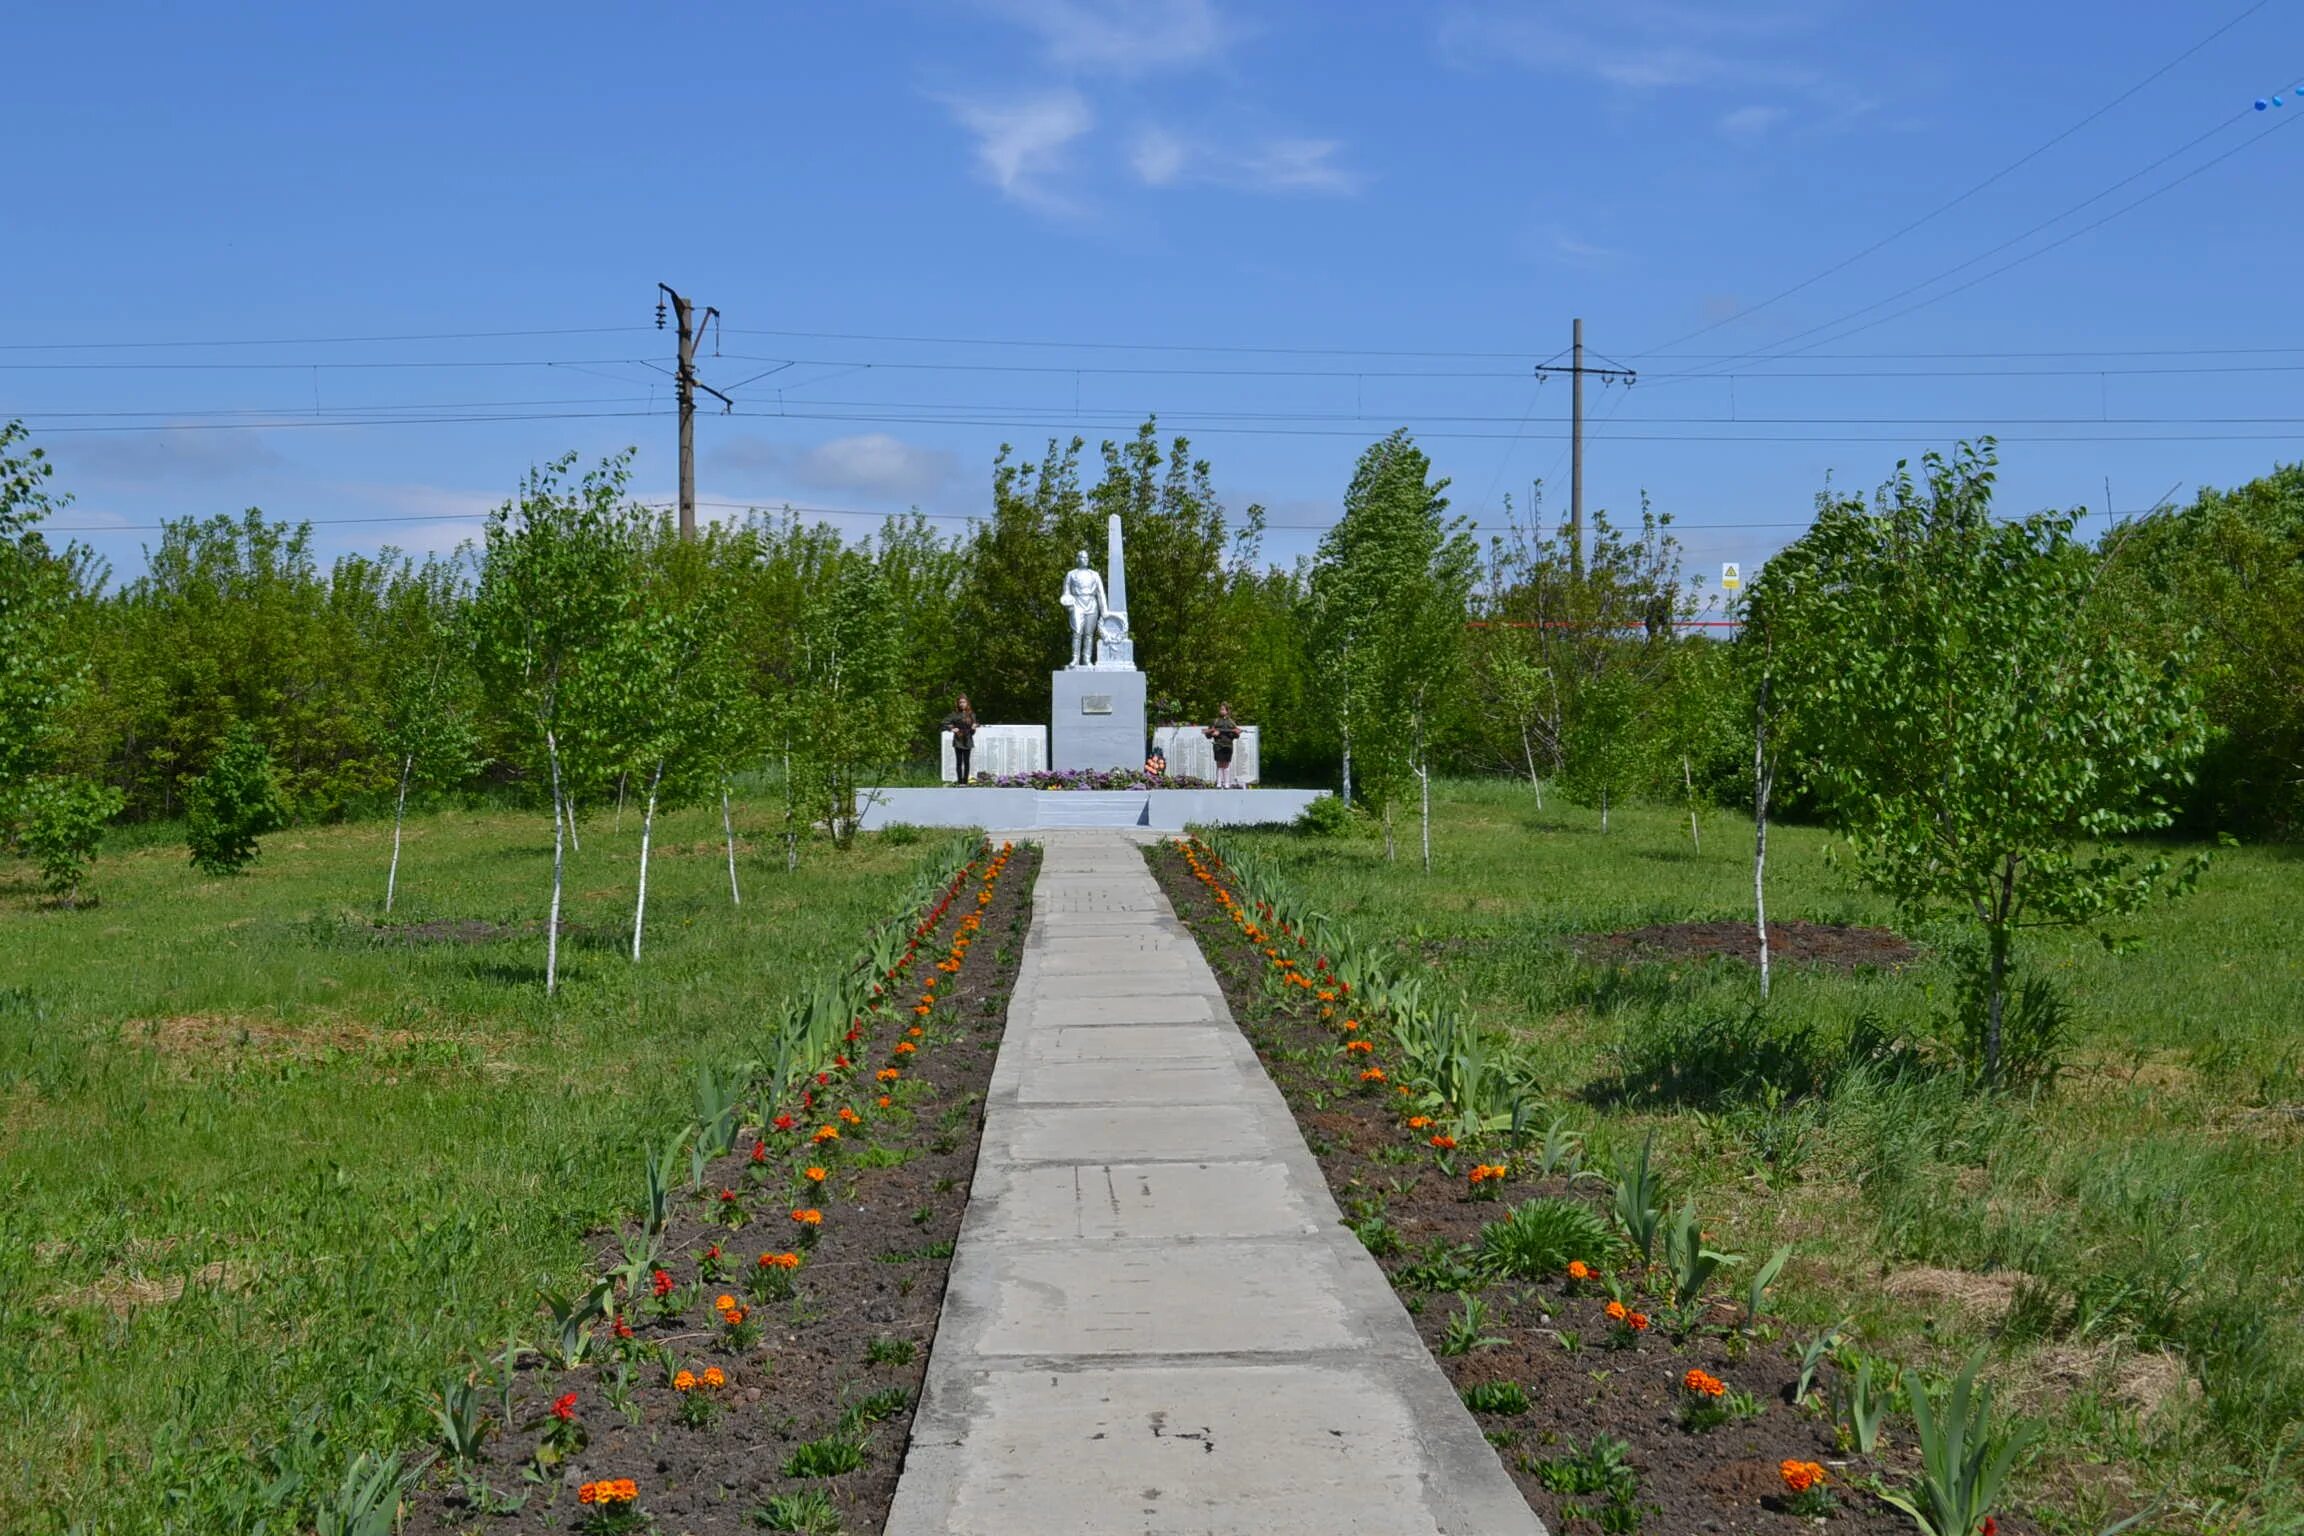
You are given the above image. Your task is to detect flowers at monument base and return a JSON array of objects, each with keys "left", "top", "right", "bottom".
[
  {"left": 1682, "top": 1368, "right": 1726, "bottom": 1399},
  {"left": 1466, "top": 1162, "right": 1508, "bottom": 1187},
  {"left": 1779, "top": 1460, "right": 1824, "bottom": 1494}
]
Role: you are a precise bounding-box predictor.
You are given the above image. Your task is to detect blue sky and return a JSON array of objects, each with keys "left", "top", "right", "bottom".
[{"left": 5, "top": 0, "right": 2301, "bottom": 592}]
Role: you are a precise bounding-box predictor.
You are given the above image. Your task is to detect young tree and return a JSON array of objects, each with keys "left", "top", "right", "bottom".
[
  {"left": 621, "top": 520, "right": 750, "bottom": 960},
  {"left": 16, "top": 774, "right": 124, "bottom": 906},
  {"left": 472, "top": 453, "right": 642, "bottom": 996},
  {"left": 0, "top": 422, "right": 83, "bottom": 807},
  {"left": 185, "top": 722, "right": 287, "bottom": 875},
  {"left": 779, "top": 556, "right": 909, "bottom": 852},
  {"left": 1759, "top": 442, "right": 2209, "bottom": 1084},
  {"left": 1308, "top": 432, "right": 1477, "bottom": 865},
  {"left": 378, "top": 555, "right": 479, "bottom": 913}
]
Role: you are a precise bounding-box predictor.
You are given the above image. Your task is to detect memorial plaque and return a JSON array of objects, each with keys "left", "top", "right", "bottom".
[{"left": 1081, "top": 694, "right": 1113, "bottom": 715}]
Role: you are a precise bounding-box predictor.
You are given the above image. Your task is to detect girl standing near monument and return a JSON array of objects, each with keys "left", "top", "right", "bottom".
[
  {"left": 945, "top": 696, "right": 978, "bottom": 784},
  {"left": 1205, "top": 704, "right": 1242, "bottom": 789}
]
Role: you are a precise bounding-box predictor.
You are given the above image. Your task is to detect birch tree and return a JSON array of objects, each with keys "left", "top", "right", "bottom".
[
  {"left": 473, "top": 453, "right": 640, "bottom": 996},
  {"left": 378, "top": 556, "right": 478, "bottom": 913}
]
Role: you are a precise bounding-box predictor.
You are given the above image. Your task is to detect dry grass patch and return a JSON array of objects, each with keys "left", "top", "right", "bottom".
[{"left": 1880, "top": 1264, "right": 2035, "bottom": 1322}]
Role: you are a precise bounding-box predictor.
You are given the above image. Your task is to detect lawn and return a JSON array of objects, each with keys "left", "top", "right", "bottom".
[
  {"left": 1220, "top": 779, "right": 2304, "bottom": 1534},
  {"left": 0, "top": 800, "right": 937, "bottom": 1535}
]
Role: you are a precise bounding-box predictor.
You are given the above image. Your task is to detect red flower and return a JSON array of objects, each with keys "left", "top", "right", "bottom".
[
  {"left": 705, "top": 1244, "right": 721, "bottom": 1260},
  {"left": 834, "top": 1055, "right": 851, "bottom": 1070},
  {"left": 771, "top": 1114, "right": 796, "bottom": 1133},
  {"left": 650, "top": 1268, "right": 674, "bottom": 1298},
  {"left": 816, "top": 1072, "right": 831, "bottom": 1087},
  {"left": 551, "top": 1391, "right": 578, "bottom": 1421},
  {"left": 750, "top": 1141, "right": 768, "bottom": 1164},
  {"left": 718, "top": 1188, "right": 737, "bottom": 1203}
]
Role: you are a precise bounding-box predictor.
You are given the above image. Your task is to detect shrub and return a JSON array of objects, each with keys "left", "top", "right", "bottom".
[
  {"left": 185, "top": 725, "right": 286, "bottom": 875},
  {"left": 1477, "top": 1198, "right": 1620, "bottom": 1281},
  {"left": 14, "top": 774, "right": 123, "bottom": 904},
  {"left": 1293, "top": 794, "right": 1356, "bottom": 837}
]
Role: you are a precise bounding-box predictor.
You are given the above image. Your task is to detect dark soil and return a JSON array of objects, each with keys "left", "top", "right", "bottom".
[
  {"left": 1575, "top": 920, "right": 1919, "bottom": 972},
  {"left": 402, "top": 841, "right": 1039, "bottom": 1536},
  {"left": 1149, "top": 840, "right": 2034, "bottom": 1536}
]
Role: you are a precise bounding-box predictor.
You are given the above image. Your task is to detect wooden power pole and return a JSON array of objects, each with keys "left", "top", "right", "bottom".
[
  {"left": 1533, "top": 318, "right": 1635, "bottom": 577},
  {"left": 657, "top": 283, "right": 731, "bottom": 540}
]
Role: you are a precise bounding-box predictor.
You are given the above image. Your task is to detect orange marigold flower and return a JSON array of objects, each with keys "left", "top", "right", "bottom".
[
  {"left": 837, "top": 1106, "right": 862, "bottom": 1124},
  {"left": 1360, "top": 1068, "right": 1386, "bottom": 1083},
  {"left": 1467, "top": 1163, "right": 1508, "bottom": 1184},
  {"left": 877, "top": 1067, "right": 902, "bottom": 1082},
  {"left": 1779, "top": 1460, "right": 1825, "bottom": 1495},
  {"left": 790, "top": 1208, "right": 823, "bottom": 1225},
  {"left": 895, "top": 1040, "right": 918, "bottom": 1053},
  {"left": 1566, "top": 1260, "right": 1592, "bottom": 1280},
  {"left": 913, "top": 1003, "right": 933, "bottom": 1016},
  {"left": 702, "top": 1366, "right": 726, "bottom": 1389},
  {"left": 1627, "top": 1311, "right": 1650, "bottom": 1331},
  {"left": 673, "top": 1369, "right": 698, "bottom": 1392},
  {"left": 812, "top": 1125, "right": 840, "bottom": 1143},
  {"left": 720, "top": 1304, "right": 747, "bottom": 1326},
  {"left": 1683, "top": 1368, "right": 1726, "bottom": 1398},
  {"left": 1605, "top": 1300, "right": 1628, "bottom": 1321},
  {"left": 1344, "top": 1039, "right": 1374, "bottom": 1055},
  {"left": 805, "top": 1166, "right": 827, "bottom": 1183},
  {"left": 1407, "top": 1115, "right": 1432, "bottom": 1129},
  {"left": 1428, "top": 1134, "right": 1457, "bottom": 1150},
  {"left": 759, "top": 1250, "right": 801, "bottom": 1269},
  {"left": 579, "top": 1483, "right": 598, "bottom": 1505},
  {"left": 714, "top": 1293, "right": 738, "bottom": 1312},
  {"left": 1341, "top": 1019, "right": 1360, "bottom": 1032},
  {"left": 907, "top": 1027, "right": 924, "bottom": 1038},
  {"left": 878, "top": 1094, "right": 893, "bottom": 1108}
]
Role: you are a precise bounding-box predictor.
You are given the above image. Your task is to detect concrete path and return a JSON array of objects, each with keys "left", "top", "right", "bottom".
[{"left": 887, "top": 832, "right": 1545, "bottom": 1536}]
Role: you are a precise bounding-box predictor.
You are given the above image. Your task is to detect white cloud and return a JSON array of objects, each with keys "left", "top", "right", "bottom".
[
  {"left": 1127, "top": 128, "right": 1359, "bottom": 195},
  {"left": 1437, "top": 2, "right": 1866, "bottom": 111},
  {"left": 1551, "top": 230, "right": 1614, "bottom": 262},
  {"left": 984, "top": 0, "right": 1232, "bottom": 73},
  {"left": 1718, "top": 103, "right": 1788, "bottom": 138},
  {"left": 709, "top": 434, "right": 957, "bottom": 503},
  {"left": 945, "top": 89, "right": 1094, "bottom": 209}
]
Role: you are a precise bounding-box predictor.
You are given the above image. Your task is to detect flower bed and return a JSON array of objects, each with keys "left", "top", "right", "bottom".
[
  {"left": 401, "top": 838, "right": 1039, "bottom": 1536},
  {"left": 971, "top": 767, "right": 1217, "bottom": 790},
  {"left": 1150, "top": 836, "right": 2040, "bottom": 1536}
]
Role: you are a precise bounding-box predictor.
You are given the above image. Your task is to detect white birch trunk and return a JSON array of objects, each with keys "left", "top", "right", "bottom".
[
  {"left": 631, "top": 760, "right": 664, "bottom": 963},
  {"left": 1419, "top": 764, "right": 1432, "bottom": 873},
  {"left": 721, "top": 783, "right": 741, "bottom": 907},
  {"left": 1601, "top": 788, "right": 1610, "bottom": 834},
  {"left": 563, "top": 793, "right": 582, "bottom": 853},
  {"left": 1683, "top": 754, "right": 1700, "bottom": 853},
  {"left": 1754, "top": 677, "right": 1773, "bottom": 1002},
  {"left": 546, "top": 730, "right": 566, "bottom": 998},
  {"left": 385, "top": 751, "right": 413, "bottom": 913}
]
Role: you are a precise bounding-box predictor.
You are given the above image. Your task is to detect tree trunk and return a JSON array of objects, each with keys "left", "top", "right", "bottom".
[
  {"left": 1383, "top": 800, "right": 1395, "bottom": 862},
  {"left": 722, "top": 782, "right": 741, "bottom": 907},
  {"left": 1521, "top": 727, "right": 1544, "bottom": 810},
  {"left": 614, "top": 771, "right": 628, "bottom": 832},
  {"left": 631, "top": 760, "right": 664, "bottom": 963},
  {"left": 1419, "top": 765, "right": 1432, "bottom": 874},
  {"left": 1600, "top": 789, "right": 1610, "bottom": 834},
  {"left": 562, "top": 793, "right": 582, "bottom": 854},
  {"left": 1753, "top": 678, "right": 1773, "bottom": 1002},
  {"left": 1984, "top": 917, "right": 2011, "bottom": 1088},
  {"left": 1683, "top": 754, "right": 1700, "bottom": 853},
  {"left": 546, "top": 730, "right": 566, "bottom": 998},
  {"left": 385, "top": 751, "right": 413, "bottom": 914}
]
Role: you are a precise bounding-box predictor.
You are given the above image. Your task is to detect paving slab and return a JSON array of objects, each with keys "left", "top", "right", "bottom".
[{"left": 887, "top": 831, "right": 1544, "bottom": 1536}]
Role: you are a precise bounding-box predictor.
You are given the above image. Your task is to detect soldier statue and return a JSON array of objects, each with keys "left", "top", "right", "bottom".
[{"left": 1058, "top": 548, "right": 1107, "bottom": 669}]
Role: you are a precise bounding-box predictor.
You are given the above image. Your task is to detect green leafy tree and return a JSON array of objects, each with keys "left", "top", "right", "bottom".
[
  {"left": 954, "top": 438, "right": 1086, "bottom": 724},
  {"left": 1758, "top": 441, "right": 2209, "bottom": 1084},
  {"left": 472, "top": 452, "right": 643, "bottom": 995},
  {"left": 0, "top": 422, "right": 84, "bottom": 804},
  {"left": 2092, "top": 463, "right": 2304, "bottom": 838},
  {"left": 185, "top": 722, "right": 287, "bottom": 875},
  {"left": 779, "top": 557, "right": 909, "bottom": 852},
  {"left": 1308, "top": 431, "right": 1477, "bottom": 865}
]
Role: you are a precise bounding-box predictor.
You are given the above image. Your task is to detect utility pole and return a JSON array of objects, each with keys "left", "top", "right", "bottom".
[
  {"left": 657, "top": 284, "right": 732, "bottom": 540},
  {"left": 1532, "top": 318, "right": 1635, "bottom": 578}
]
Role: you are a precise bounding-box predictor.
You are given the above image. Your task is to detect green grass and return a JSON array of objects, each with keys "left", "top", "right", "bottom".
[
  {"left": 0, "top": 800, "right": 937, "bottom": 1534},
  {"left": 1222, "top": 780, "right": 2304, "bottom": 1533}
]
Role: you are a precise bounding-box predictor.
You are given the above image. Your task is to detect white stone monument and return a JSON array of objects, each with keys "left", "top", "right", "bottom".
[
  {"left": 1049, "top": 513, "right": 1148, "bottom": 771},
  {"left": 940, "top": 724, "right": 1047, "bottom": 782},
  {"left": 1152, "top": 724, "right": 1260, "bottom": 786}
]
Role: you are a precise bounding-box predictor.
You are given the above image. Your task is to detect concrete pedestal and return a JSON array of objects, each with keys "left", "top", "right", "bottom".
[{"left": 1050, "top": 668, "right": 1147, "bottom": 773}]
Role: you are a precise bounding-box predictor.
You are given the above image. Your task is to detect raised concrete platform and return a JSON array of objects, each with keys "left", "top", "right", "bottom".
[
  {"left": 858, "top": 786, "right": 1325, "bottom": 832},
  {"left": 885, "top": 832, "right": 1544, "bottom": 1536}
]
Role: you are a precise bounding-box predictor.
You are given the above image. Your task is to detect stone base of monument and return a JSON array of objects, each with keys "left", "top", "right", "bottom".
[
  {"left": 939, "top": 725, "right": 1046, "bottom": 783},
  {"left": 1152, "top": 723, "right": 1260, "bottom": 785},
  {"left": 1050, "top": 668, "right": 1147, "bottom": 772},
  {"left": 856, "top": 785, "right": 1328, "bottom": 833}
]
